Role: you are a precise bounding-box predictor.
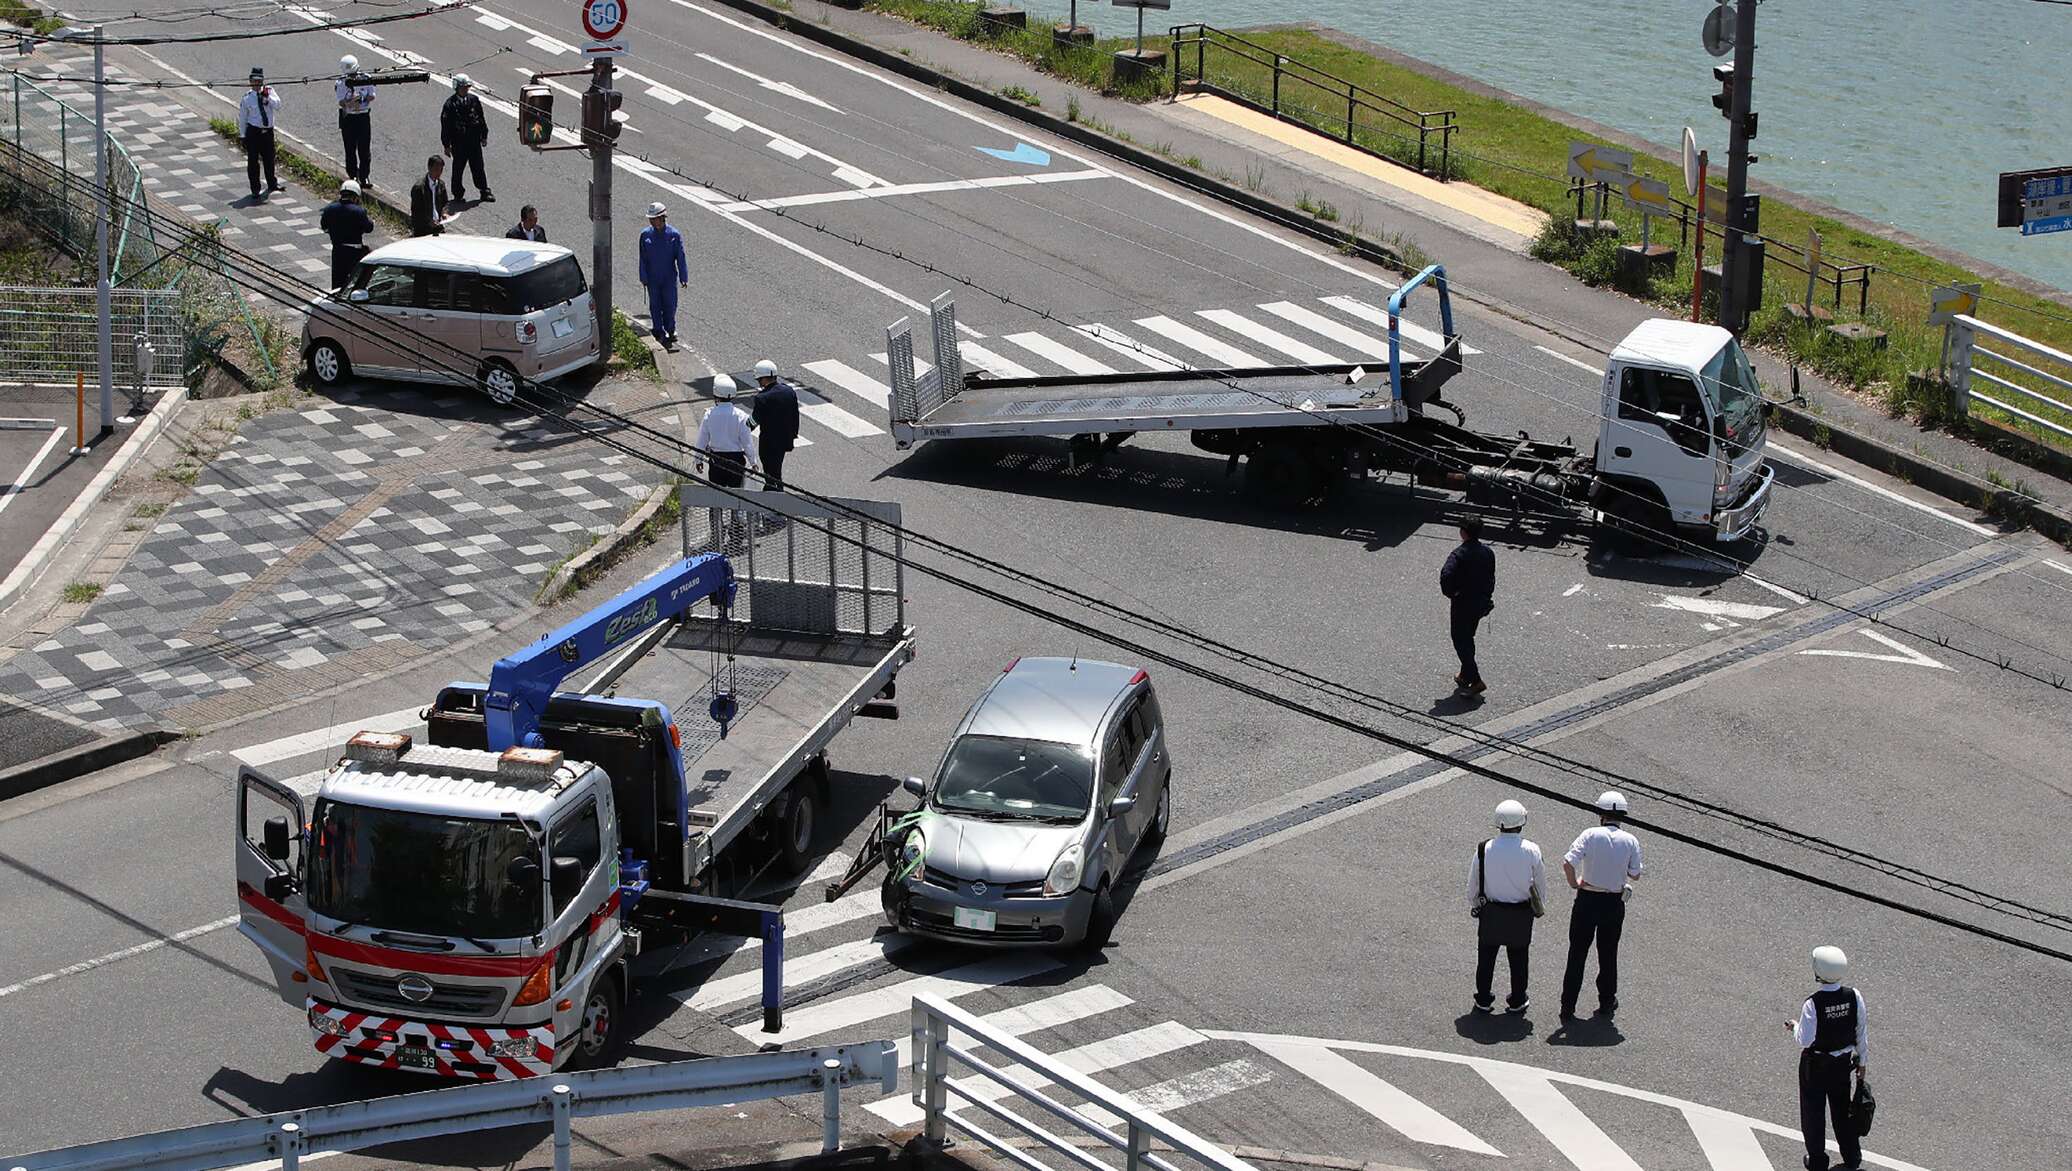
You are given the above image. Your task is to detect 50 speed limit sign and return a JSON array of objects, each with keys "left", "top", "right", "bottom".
[{"left": 580, "top": 0, "right": 628, "bottom": 42}]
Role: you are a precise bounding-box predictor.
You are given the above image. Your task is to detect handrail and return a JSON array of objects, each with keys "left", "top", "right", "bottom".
[
  {"left": 6, "top": 1042, "right": 898, "bottom": 1171},
  {"left": 909, "top": 992, "right": 1259, "bottom": 1171},
  {"left": 1947, "top": 313, "right": 2072, "bottom": 440}
]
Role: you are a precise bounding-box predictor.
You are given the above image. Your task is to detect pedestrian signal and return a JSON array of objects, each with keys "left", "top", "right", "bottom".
[{"left": 518, "top": 84, "right": 553, "bottom": 147}]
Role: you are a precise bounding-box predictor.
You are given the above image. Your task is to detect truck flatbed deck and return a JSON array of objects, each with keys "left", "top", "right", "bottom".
[{"left": 906, "top": 363, "right": 1407, "bottom": 440}]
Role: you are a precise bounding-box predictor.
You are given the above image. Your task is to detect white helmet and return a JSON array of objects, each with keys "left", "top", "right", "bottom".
[
  {"left": 754, "top": 359, "right": 778, "bottom": 380},
  {"left": 339, "top": 179, "right": 361, "bottom": 197},
  {"left": 452, "top": 73, "right": 472, "bottom": 89},
  {"left": 646, "top": 201, "right": 667, "bottom": 219},
  {"left": 1595, "top": 790, "right": 1629, "bottom": 817},
  {"left": 1812, "top": 945, "right": 1849, "bottom": 983},
  {"left": 1493, "top": 799, "right": 1527, "bottom": 831},
  {"left": 711, "top": 373, "right": 737, "bottom": 400},
  {"left": 340, "top": 54, "right": 358, "bottom": 72}
]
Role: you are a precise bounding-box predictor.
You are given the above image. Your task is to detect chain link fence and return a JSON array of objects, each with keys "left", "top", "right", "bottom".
[{"left": 0, "top": 285, "right": 184, "bottom": 385}]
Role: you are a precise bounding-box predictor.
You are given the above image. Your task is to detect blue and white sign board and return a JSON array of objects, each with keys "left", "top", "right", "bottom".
[{"left": 2023, "top": 173, "right": 2072, "bottom": 235}]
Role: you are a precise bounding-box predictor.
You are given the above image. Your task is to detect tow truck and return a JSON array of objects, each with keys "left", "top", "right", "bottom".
[
  {"left": 234, "top": 489, "right": 913, "bottom": 1079},
  {"left": 884, "top": 266, "right": 1773, "bottom": 542}
]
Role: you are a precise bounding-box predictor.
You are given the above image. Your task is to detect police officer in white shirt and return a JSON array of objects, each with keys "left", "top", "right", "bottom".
[
  {"left": 695, "top": 374, "right": 761, "bottom": 489},
  {"left": 1468, "top": 799, "right": 1544, "bottom": 1014},
  {"left": 1787, "top": 946, "right": 1867, "bottom": 1171},
  {"left": 335, "top": 55, "right": 375, "bottom": 186},
  {"left": 236, "top": 67, "right": 282, "bottom": 201},
  {"left": 1559, "top": 790, "right": 1643, "bottom": 1020}
]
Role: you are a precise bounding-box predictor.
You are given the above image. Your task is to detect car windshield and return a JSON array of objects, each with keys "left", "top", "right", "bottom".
[
  {"left": 307, "top": 799, "right": 541, "bottom": 939},
  {"left": 498, "top": 257, "right": 586, "bottom": 314},
  {"left": 932, "top": 735, "right": 1092, "bottom": 822},
  {"left": 1700, "top": 338, "right": 1766, "bottom": 457}
]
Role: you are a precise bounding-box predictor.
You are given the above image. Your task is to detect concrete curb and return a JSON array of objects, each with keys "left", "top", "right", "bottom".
[
  {"left": 539, "top": 483, "right": 675, "bottom": 602},
  {"left": 0, "top": 387, "right": 187, "bottom": 618},
  {"left": 0, "top": 725, "right": 176, "bottom": 802}
]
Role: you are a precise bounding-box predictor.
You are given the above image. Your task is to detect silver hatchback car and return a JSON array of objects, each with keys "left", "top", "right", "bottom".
[{"left": 886, "top": 657, "right": 1172, "bottom": 949}]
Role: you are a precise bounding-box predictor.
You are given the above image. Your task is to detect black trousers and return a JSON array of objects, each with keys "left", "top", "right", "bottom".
[
  {"left": 1560, "top": 889, "right": 1624, "bottom": 1013},
  {"left": 448, "top": 144, "right": 488, "bottom": 199},
  {"left": 1474, "top": 901, "right": 1533, "bottom": 1008},
  {"left": 329, "top": 242, "right": 368, "bottom": 291},
  {"left": 339, "top": 113, "right": 372, "bottom": 183},
  {"left": 759, "top": 438, "right": 789, "bottom": 491},
  {"left": 243, "top": 128, "right": 277, "bottom": 195},
  {"left": 1450, "top": 604, "right": 1486, "bottom": 686},
  {"left": 708, "top": 450, "right": 746, "bottom": 489},
  {"left": 1798, "top": 1050, "right": 1860, "bottom": 1170}
]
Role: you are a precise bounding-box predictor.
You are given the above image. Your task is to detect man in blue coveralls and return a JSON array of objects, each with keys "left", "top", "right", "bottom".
[{"left": 638, "top": 201, "right": 688, "bottom": 351}]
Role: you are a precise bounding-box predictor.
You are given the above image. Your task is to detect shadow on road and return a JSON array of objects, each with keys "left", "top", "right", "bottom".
[{"left": 1453, "top": 1009, "right": 1534, "bottom": 1045}]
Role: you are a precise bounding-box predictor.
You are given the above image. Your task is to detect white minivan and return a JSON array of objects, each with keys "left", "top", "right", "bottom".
[{"left": 302, "top": 235, "right": 601, "bottom": 405}]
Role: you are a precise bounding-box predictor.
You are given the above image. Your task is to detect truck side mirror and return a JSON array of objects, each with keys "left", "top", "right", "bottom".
[
  {"left": 263, "top": 873, "right": 296, "bottom": 901},
  {"left": 506, "top": 855, "right": 541, "bottom": 888},
  {"left": 550, "top": 855, "right": 583, "bottom": 902},
  {"left": 263, "top": 815, "right": 291, "bottom": 862},
  {"left": 902, "top": 775, "right": 927, "bottom": 798}
]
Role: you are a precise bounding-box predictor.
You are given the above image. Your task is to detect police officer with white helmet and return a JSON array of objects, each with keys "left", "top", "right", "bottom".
[
  {"left": 1559, "top": 790, "right": 1643, "bottom": 1020},
  {"left": 1468, "top": 798, "right": 1544, "bottom": 1014},
  {"left": 1788, "top": 945, "right": 1867, "bottom": 1170}
]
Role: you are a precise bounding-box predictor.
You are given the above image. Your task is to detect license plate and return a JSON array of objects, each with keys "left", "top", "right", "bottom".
[
  {"left": 953, "top": 906, "right": 996, "bottom": 932},
  {"left": 396, "top": 1045, "right": 437, "bottom": 1070},
  {"left": 551, "top": 318, "right": 575, "bottom": 338}
]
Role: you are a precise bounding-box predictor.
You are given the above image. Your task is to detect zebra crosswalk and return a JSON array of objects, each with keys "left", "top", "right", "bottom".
[{"left": 776, "top": 295, "right": 1484, "bottom": 444}]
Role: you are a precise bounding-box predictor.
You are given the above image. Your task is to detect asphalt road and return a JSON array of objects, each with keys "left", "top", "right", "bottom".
[
  {"left": 4, "top": 3, "right": 2071, "bottom": 1170},
  {"left": 0, "top": 392, "right": 115, "bottom": 586}
]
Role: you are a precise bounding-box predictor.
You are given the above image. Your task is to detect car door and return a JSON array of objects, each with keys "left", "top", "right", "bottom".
[
  {"left": 1599, "top": 364, "right": 1716, "bottom": 523},
  {"left": 418, "top": 268, "right": 484, "bottom": 387},
  {"left": 235, "top": 767, "right": 309, "bottom": 1007},
  {"left": 1127, "top": 693, "right": 1166, "bottom": 842},
  {"left": 348, "top": 262, "right": 426, "bottom": 380},
  {"left": 1097, "top": 699, "right": 1148, "bottom": 868}
]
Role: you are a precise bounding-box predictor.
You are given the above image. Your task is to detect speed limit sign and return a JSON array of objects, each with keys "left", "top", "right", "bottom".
[{"left": 580, "top": 0, "right": 628, "bottom": 42}]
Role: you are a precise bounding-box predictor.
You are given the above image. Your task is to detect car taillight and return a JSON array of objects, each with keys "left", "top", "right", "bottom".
[
  {"left": 517, "top": 321, "right": 538, "bottom": 345},
  {"left": 512, "top": 953, "right": 555, "bottom": 1006},
  {"left": 304, "top": 941, "right": 325, "bottom": 984}
]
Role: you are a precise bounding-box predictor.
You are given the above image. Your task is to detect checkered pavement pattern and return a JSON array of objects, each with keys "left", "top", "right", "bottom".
[{"left": 0, "top": 391, "right": 657, "bottom": 730}]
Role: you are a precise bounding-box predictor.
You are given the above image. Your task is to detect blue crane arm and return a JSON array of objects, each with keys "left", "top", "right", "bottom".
[
  {"left": 484, "top": 552, "right": 737, "bottom": 751},
  {"left": 1386, "top": 263, "right": 1454, "bottom": 400}
]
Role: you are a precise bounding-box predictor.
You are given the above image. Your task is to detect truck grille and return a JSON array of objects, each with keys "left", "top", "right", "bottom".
[{"left": 329, "top": 968, "right": 507, "bottom": 1018}]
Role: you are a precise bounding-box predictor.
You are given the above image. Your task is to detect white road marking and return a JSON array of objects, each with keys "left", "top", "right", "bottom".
[
  {"left": 1115, "top": 1057, "right": 1274, "bottom": 1121},
  {"left": 1562, "top": 583, "right": 1586, "bottom": 597},
  {"left": 1767, "top": 441, "right": 1997, "bottom": 536},
  {"left": 1257, "top": 301, "right": 1396, "bottom": 360},
  {"left": 873, "top": 985, "right": 1137, "bottom": 1120},
  {"left": 681, "top": 934, "right": 911, "bottom": 1012},
  {"left": 959, "top": 342, "right": 1039, "bottom": 379},
  {"left": 280, "top": 769, "right": 328, "bottom": 798},
  {"left": 740, "top": 952, "right": 1061, "bottom": 1045},
  {"left": 1322, "top": 296, "right": 1481, "bottom": 356},
  {"left": 876, "top": 1020, "right": 1210, "bottom": 1127},
  {"left": 1248, "top": 1036, "right": 1500, "bottom": 1155},
  {"left": 0, "top": 427, "right": 66, "bottom": 519},
  {"left": 1797, "top": 628, "right": 1952, "bottom": 671},
  {"left": 1533, "top": 343, "right": 1606, "bottom": 377},
  {"left": 711, "top": 170, "right": 1106, "bottom": 213},
  {"left": 611, "top": 60, "right": 888, "bottom": 187},
  {"left": 2043, "top": 559, "right": 2072, "bottom": 577},
  {"left": 1134, "top": 315, "right": 1266, "bottom": 367},
  {"left": 1196, "top": 309, "right": 1340, "bottom": 365},
  {"left": 526, "top": 33, "right": 575, "bottom": 55},
  {"left": 694, "top": 51, "right": 843, "bottom": 113},
  {"left": 798, "top": 390, "right": 884, "bottom": 438},
  {"left": 1004, "top": 331, "right": 1118, "bottom": 375},
  {"left": 869, "top": 351, "right": 932, "bottom": 377},
  {"left": 1476, "top": 1061, "right": 1645, "bottom": 1171},
  {"left": 474, "top": 11, "right": 512, "bottom": 29},
  {"left": 803, "top": 359, "right": 892, "bottom": 409},
  {"left": 1651, "top": 595, "right": 1785, "bottom": 622},
  {"left": 231, "top": 706, "right": 422, "bottom": 767},
  {"left": 1683, "top": 1109, "right": 1775, "bottom": 1171},
  {"left": 1072, "top": 324, "right": 1185, "bottom": 371},
  {"left": 0, "top": 915, "right": 239, "bottom": 999}
]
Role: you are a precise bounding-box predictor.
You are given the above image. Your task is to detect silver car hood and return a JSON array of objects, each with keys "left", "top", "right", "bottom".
[{"left": 927, "top": 814, "right": 1083, "bottom": 884}]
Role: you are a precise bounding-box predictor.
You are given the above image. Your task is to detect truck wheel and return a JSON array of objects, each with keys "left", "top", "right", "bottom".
[
  {"left": 1078, "top": 879, "right": 1118, "bottom": 952},
  {"left": 1603, "top": 491, "right": 1673, "bottom": 555},
  {"left": 778, "top": 783, "right": 820, "bottom": 876},
  {"left": 571, "top": 971, "right": 624, "bottom": 1070},
  {"left": 1244, "top": 443, "right": 1315, "bottom": 503}
]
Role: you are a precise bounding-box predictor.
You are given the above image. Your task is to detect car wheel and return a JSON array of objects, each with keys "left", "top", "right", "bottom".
[
  {"left": 1143, "top": 779, "right": 1172, "bottom": 847},
  {"left": 1078, "top": 879, "right": 1118, "bottom": 952},
  {"left": 572, "top": 971, "right": 623, "bottom": 1070},
  {"left": 307, "top": 340, "right": 350, "bottom": 386},
  {"left": 480, "top": 359, "right": 520, "bottom": 407},
  {"left": 778, "top": 782, "right": 819, "bottom": 876}
]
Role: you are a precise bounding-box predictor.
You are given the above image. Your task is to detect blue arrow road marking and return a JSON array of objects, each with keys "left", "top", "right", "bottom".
[{"left": 977, "top": 142, "right": 1051, "bottom": 166}]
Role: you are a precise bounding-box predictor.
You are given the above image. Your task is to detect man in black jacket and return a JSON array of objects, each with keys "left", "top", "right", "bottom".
[
  {"left": 409, "top": 156, "right": 448, "bottom": 237},
  {"left": 505, "top": 205, "right": 546, "bottom": 242},
  {"left": 1439, "top": 514, "right": 1495, "bottom": 694},
  {"left": 750, "top": 359, "right": 800, "bottom": 491},
  {"left": 319, "top": 179, "right": 375, "bottom": 289},
  {"left": 439, "top": 74, "right": 492, "bottom": 203}
]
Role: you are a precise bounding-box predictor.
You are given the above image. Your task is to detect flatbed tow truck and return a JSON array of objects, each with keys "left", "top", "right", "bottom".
[
  {"left": 234, "top": 489, "right": 912, "bottom": 1078},
  {"left": 885, "top": 265, "right": 1773, "bottom": 542}
]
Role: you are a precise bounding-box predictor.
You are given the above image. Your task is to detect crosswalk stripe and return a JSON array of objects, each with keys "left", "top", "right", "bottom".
[
  {"left": 876, "top": 1019, "right": 1211, "bottom": 1127},
  {"left": 1114, "top": 1057, "right": 1274, "bottom": 1120},
  {"left": 959, "top": 342, "right": 1039, "bottom": 379},
  {"left": 1250, "top": 1037, "right": 1500, "bottom": 1155},
  {"left": 1682, "top": 1109, "right": 1774, "bottom": 1171},
  {"left": 1321, "top": 295, "right": 1479, "bottom": 356},
  {"left": 681, "top": 934, "right": 909, "bottom": 1012},
  {"left": 1476, "top": 1062, "right": 1644, "bottom": 1171},
  {"left": 796, "top": 387, "right": 883, "bottom": 437},
  {"left": 1256, "top": 301, "right": 1395, "bottom": 359},
  {"left": 739, "top": 952, "right": 1061, "bottom": 1045},
  {"left": 1071, "top": 324, "right": 1184, "bottom": 371},
  {"left": 1003, "top": 332, "right": 1117, "bottom": 375},
  {"left": 869, "top": 351, "right": 933, "bottom": 377},
  {"left": 802, "top": 359, "right": 891, "bottom": 409},
  {"left": 873, "top": 984, "right": 1138, "bottom": 1121},
  {"left": 1133, "top": 315, "right": 1267, "bottom": 368},
  {"left": 232, "top": 706, "right": 422, "bottom": 767},
  {"left": 1195, "top": 309, "right": 1341, "bottom": 364}
]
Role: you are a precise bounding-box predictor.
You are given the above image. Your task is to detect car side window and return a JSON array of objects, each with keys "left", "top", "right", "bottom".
[
  {"left": 1103, "top": 697, "right": 1146, "bottom": 802},
  {"left": 361, "top": 264, "right": 419, "bottom": 309},
  {"left": 1129, "top": 694, "right": 1160, "bottom": 758},
  {"left": 479, "top": 276, "right": 513, "bottom": 316},
  {"left": 548, "top": 798, "right": 602, "bottom": 917},
  {"left": 423, "top": 270, "right": 479, "bottom": 312}
]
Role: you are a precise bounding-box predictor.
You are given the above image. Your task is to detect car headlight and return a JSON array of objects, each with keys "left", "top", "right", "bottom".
[
  {"left": 487, "top": 1037, "right": 536, "bottom": 1058},
  {"left": 898, "top": 831, "right": 927, "bottom": 883},
  {"left": 1044, "top": 844, "right": 1083, "bottom": 897},
  {"left": 309, "top": 1007, "right": 350, "bottom": 1037}
]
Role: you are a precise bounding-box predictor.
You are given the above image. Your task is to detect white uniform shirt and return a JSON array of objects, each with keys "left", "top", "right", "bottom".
[
  {"left": 1564, "top": 824, "right": 1643, "bottom": 892},
  {"left": 696, "top": 402, "right": 760, "bottom": 467},
  {"left": 1468, "top": 832, "right": 1544, "bottom": 909},
  {"left": 237, "top": 87, "right": 281, "bottom": 135},
  {"left": 335, "top": 78, "right": 375, "bottom": 116},
  {"left": 1793, "top": 983, "right": 1868, "bottom": 1060}
]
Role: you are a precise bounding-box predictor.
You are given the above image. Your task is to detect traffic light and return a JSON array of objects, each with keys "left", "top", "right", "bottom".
[
  {"left": 600, "top": 89, "right": 625, "bottom": 144},
  {"left": 1711, "top": 63, "right": 1735, "bottom": 117},
  {"left": 580, "top": 87, "right": 626, "bottom": 146},
  {"left": 517, "top": 83, "right": 552, "bottom": 147}
]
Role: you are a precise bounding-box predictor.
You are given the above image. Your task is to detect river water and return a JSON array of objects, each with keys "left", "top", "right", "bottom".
[{"left": 1073, "top": 0, "right": 2069, "bottom": 295}]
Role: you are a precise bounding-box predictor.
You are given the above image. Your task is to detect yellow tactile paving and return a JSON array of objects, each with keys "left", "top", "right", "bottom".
[{"left": 1175, "top": 92, "right": 1550, "bottom": 240}]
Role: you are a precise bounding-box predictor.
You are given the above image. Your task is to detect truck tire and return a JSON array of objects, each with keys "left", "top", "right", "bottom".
[
  {"left": 1244, "top": 442, "right": 1325, "bottom": 504},
  {"left": 1601, "top": 489, "right": 1674, "bottom": 555},
  {"left": 570, "top": 970, "right": 625, "bottom": 1070},
  {"left": 778, "top": 782, "right": 820, "bottom": 876}
]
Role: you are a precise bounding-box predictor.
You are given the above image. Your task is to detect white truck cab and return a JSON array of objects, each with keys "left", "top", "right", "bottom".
[{"left": 1595, "top": 319, "right": 1774, "bottom": 542}]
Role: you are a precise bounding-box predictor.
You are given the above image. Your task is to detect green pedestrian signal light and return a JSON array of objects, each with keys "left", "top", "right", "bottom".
[{"left": 518, "top": 83, "right": 553, "bottom": 147}]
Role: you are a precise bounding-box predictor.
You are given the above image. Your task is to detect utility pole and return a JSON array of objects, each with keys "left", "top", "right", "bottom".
[
  {"left": 1719, "top": 0, "right": 1759, "bottom": 334},
  {"left": 92, "top": 24, "right": 112, "bottom": 435},
  {"left": 588, "top": 57, "right": 614, "bottom": 348}
]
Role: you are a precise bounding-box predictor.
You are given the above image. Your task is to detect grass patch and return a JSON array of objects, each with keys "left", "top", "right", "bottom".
[
  {"left": 1000, "top": 84, "right": 1041, "bottom": 108},
  {"left": 866, "top": 0, "right": 1174, "bottom": 97},
  {"left": 207, "top": 117, "right": 411, "bottom": 237},
  {"left": 132, "top": 501, "right": 167, "bottom": 519},
  {"left": 536, "top": 483, "right": 682, "bottom": 604},
  {"left": 61, "top": 581, "right": 102, "bottom": 604},
  {"left": 0, "top": 0, "right": 64, "bottom": 34},
  {"left": 610, "top": 308, "right": 659, "bottom": 380}
]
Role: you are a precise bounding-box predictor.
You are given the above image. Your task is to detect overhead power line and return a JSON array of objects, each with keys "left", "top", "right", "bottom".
[{"left": 9, "top": 1, "right": 475, "bottom": 45}]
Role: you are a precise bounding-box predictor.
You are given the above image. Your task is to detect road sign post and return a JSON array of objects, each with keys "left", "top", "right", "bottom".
[
  {"left": 1691, "top": 150, "right": 1708, "bottom": 324},
  {"left": 1997, "top": 167, "right": 2072, "bottom": 237},
  {"left": 1928, "top": 282, "right": 1981, "bottom": 382},
  {"left": 576, "top": 0, "right": 627, "bottom": 348},
  {"left": 1719, "top": 0, "right": 1758, "bottom": 334}
]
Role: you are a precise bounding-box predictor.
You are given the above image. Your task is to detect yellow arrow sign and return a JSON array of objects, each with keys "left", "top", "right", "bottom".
[
  {"left": 1619, "top": 173, "right": 1677, "bottom": 215},
  {"left": 1568, "top": 140, "right": 1635, "bottom": 184},
  {"left": 1927, "top": 283, "right": 1981, "bottom": 327}
]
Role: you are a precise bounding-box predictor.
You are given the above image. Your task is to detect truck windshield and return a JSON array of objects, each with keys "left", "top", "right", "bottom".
[
  {"left": 933, "top": 736, "right": 1092, "bottom": 822},
  {"left": 1701, "top": 340, "right": 1766, "bottom": 457},
  {"left": 307, "top": 800, "right": 541, "bottom": 939}
]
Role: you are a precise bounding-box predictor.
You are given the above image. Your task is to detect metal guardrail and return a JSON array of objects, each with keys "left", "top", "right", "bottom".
[
  {"left": 6, "top": 1041, "right": 898, "bottom": 1171},
  {"left": 1169, "top": 23, "right": 1456, "bottom": 180},
  {"left": 908, "top": 993, "right": 1260, "bottom": 1171},
  {"left": 1948, "top": 313, "right": 2072, "bottom": 440}
]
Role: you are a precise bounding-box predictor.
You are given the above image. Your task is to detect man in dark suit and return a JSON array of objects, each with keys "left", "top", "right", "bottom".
[
  {"left": 750, "top": 359, "right": 800, "bottom": 492},
  {"left": 1440, "top": 514, "right": 1496, "bottom": 694},
  {"left": 409, "top": 156, "right": 448, "bottom": 237},
  {"left": 505, "top": 205, "right": 546, "bottom": 242}
]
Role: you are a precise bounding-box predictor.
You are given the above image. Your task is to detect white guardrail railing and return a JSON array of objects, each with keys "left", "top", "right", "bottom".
[
  {"left": 908, "top": 994, "right": 1259, "bottom": 1171},
  {"left": 1948, "top": 313, "right": 2072, "bottom": 440},
  {"left": 6, "top": 1042, "right": 896, "bottom": 1171}
]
